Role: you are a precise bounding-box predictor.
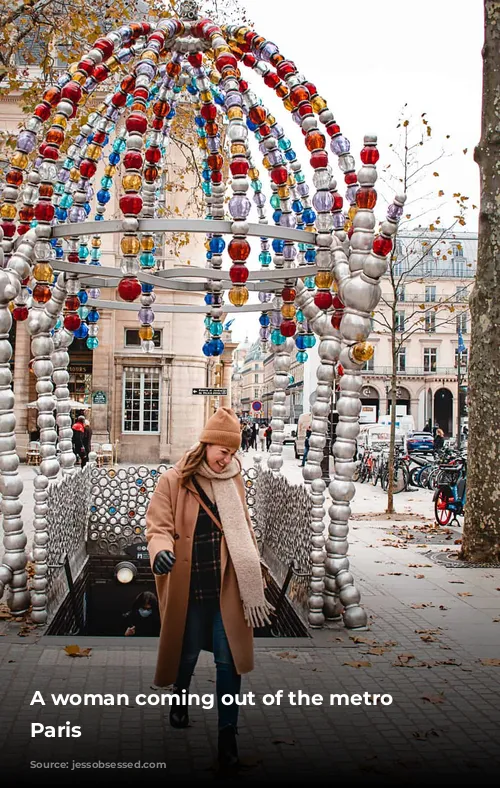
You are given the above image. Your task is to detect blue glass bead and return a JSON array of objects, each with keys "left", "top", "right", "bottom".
[
  {"left": 87, "top": 134, "right": 93, "bottom": 143},
  {"left": 97, "top": 189, "right": 111, "bottom": 204},
  {"left": 109, "top": 152, "right": 120, "bottom": 165},
  {"left": 126, "top": 94, "right": 133, "bottom": 106},
  {"left": 302, "top": 208, "right": 316, "bottom": 225},
  {"left": 197, "top": 128, "right": 207, "bottom": 138},
  {"left": 195, "top": 116, "right": 205, "bottom": 128},
  {"left": 285, "top": 149, "right": 296, "bottom": 162},
  {"left": 78, "top": 290, "right": 88, "bottom": 304},
  {"left": 296, "top": 172, "right": 306, "bottom": 183},
  {"left": 202, "top": 182, "right": 212, "bottom": 196},
  {"left": 142, "top": 283, "right": 154, "bottom": 293},
  {"left": 296, "top": 309, "right": 304, "bottom": 322},
  {"left": 204, "top": 293, "right": 214, "bottom": 305},
  {"left": 63, "top": 158, "right": 74, "bottom": 169},
  {"left": 113, "top": 138, "right": 126, "bottom": 153},
  {"left": 60, "top": 193, "right": 73, "bottom": 209},
  {"left": 55, "top": 208, "right": 67, "bottom": 221},
  {"left": 214, "top": 93, "right": 224, "bottom": 106},
  {"left": 95, "top": 214, "right": 104, "bottom": 221},
  {"left": 87, "top": 308, "right": 100, "bottom": 323},
  {"left": 167, "top": 109, "right": 175, "bottom": 119},
  {"left": 84, "top": 202, "right": 91, "bottom": 215},
  {"left": 246, "top": 118, "right": 258, "bottom": 131},
  {"left": 90, "top": 249, "right": 101, "bottom": 261},
  {"left": 54, "top": 183, "right": 64, "bottom": 195},
  {"left": 292, "top": 200, "right": 303, "bottom": 213},
  {"left": 304, "top": 334, "right": 316, "bottom": 348},
  {"left": 78, "top": 247, "right": 89, "bottom": 260},
  {"left": 259, "top": 314, "right": 270, "bottom": 327},
  {"left": 295, "top": 334, "right": 307, "bottom": 350},
  {"left": 254, "top": 131, "right": 262, "bottom": 142},
  {"left": 173, "top": 85, "right": 181, "bottom": 94},
  {"left": 210, "top": 321, "right": 223, "bottom": 336},
  {"left": 278, "top": 137, "right": 292, "bottom": 150},
  {"left": 209, "top": 339, "right": 224, "bottom": 356},
  {"left": 86, "top": 337, "right": 99, "bottom": 350},
  {"left": 202, "top": 168, "right": 211, "bottom": 181},
  {"left": 74, "top": 323, "right": 89, "bottom": 339},
  {"left": 304, "top": 276, "right": 316, "bottom": 289},
  {"left": 210, "top": 237, "right": 225, "bottom": 254},
  {"left": 272, "top": 239, "right": 285, "bottom": 253},
  {"left": 187, "top": 84, "right": 197, "bottom": 95},
  {"left": 296, "top": 351, "right": 308, "bottom": 363},
  {"left": 140, "top": 252, "right": 155, "bottom": 268},
  {"left": 55, "top": 318, "right": 62, "bottom": 330},
  {"left": 101, "top": 175, "right": 113, "bottom": 189},
  {"left": 270, "top": 194, "right": 280, "bottom": 209},
  {"left": 272, "top": 210, "right": 282, "bottom": 224},
  {"left": 305, "top": 249, "right": 316, "bottom": 263},
  {"left": 206, "top": 251, "right": 213, "bottom": 260},
  {"left": 251, "top": 179, "right": 263, "bottom": 192},
  {"left": 55, "top": 246, "right": 64, "bottom": 258},
  {"left": 202, "top": 342, "right": 212, "bottom": 357},
  {"left": 271, "top": 329, "right": 286, "bottom": 345},
  {"left": 204, "top": 316, "right": 211, "bottom": 328}
]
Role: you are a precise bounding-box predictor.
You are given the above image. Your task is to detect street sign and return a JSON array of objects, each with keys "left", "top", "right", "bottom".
[
  {"left": 92, "top": 390, "right": 107, "bottom": 405},
  {"left": 252, "top": 400, "right": 262, "bottom": 412},
  {"left": 124, "top": 542, "right": 149, "bottom": 561},
  {"left": 192, "top": 387, "right": 228, "bottom": 396}
]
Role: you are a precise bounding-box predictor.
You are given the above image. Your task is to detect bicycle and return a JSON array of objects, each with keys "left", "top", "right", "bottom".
[{"left": 434, "top": 457, "right": 467, "bottom": 526}]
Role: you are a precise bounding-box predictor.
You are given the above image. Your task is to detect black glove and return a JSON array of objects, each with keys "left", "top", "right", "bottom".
[{"left": 153, "top": 550, "right": 176, "bottom": 575}]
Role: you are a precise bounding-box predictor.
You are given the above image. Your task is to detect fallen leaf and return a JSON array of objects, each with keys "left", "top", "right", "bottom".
[
  {"left": 439, "top": 606, "right": 448, "bottom": 610},
  {"left": 420, "top": 634, "right": 436, "bottom": 642},
  {"left": 413, "top": 729, "right": 440, "bottom": 740},
  {"left": 343, "top": 661, "right": 372, "bottom": 668},
  {"left": 350, "top": 635, "right": 377, "bottom": 645},
  {"left": 421, "top": 694, "right": 445, "bottom": 704},
  {"left": 393, "top": 654, "right": 416, "bottom": 666},
  {"left": 410, "top": 603, "right": 435, "bottom": 609},
  {"left": 64, "top": 645, "right": 92, "bottom": 658},
  {"left": 493, "top": 618, "right": 500, "bottom": 623},
  {"left": 458, "top": 592, "right": 473, "bottom": 597},
  {"left": 408, "top": 564, "right": 432, "bottom": 568},
  {"left": 435, "top": 659, "right": 461, "bottom": 666},
  {"left": 275, "top": 652, "right": 297, "bottom": 660},
  {"left": 479, "top": 659, "right": 500, "bottom": 666},
  {"left": 449, "top": 580, "right": 464, "bottom": 584},
  {"left": 365, "top": 647, "right": 387, "bottom": 656},
  {"left": 415, "top": 575, "right": 425, "bottom": 579}
]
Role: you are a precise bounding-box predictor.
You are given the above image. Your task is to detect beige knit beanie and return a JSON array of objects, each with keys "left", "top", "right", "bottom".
[{"left": 199, "top": 407, "right": 241, "bottom": 451}]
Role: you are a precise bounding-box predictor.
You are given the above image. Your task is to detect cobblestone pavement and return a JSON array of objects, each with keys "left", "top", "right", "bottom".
[{"left": 1, "top": 450, "right": 499, "bottom": 783}]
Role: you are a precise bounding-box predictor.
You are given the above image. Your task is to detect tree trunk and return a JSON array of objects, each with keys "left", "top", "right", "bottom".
[
  {"left": 461, "top": 1, "right": 500, "bottom": 562},
  {"left": 386, "top": 327, "right": 398, "bottom": 514}
]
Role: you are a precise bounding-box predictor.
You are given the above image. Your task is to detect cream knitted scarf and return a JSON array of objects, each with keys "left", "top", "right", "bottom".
[{"left": 195, "top": 458, "right": 273, "bottom": 628}]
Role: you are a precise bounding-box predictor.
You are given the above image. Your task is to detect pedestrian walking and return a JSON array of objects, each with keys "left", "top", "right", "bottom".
[
  {"left": 123, "top": 591, "right": 160, "bottom": 637},
  {"left": 83, "top": 418, "right": 92, "bottom": 466},
  {"left": 146, "top": 407, "right": 272, "bottom": 772},
  {"left": 434, "top": 427, "right": 445, "bottom": 455},
  {"left": 243, "top": 424, "right": 252, "bottom": 452},
  {"left": 240, "top": 423, "right": 248, "bottom": 452},
  {"left": 424, "top": 418, "right": 432, "bottom": 433},
  {"left": 265, "top": 424, "right": 272, "bottom": 451},
  {"left": 300, "top": 427, "right": 312, "bottom": 467},
  {"left": 258, "top": 423, "right": 267, "bottom": 452},
  {"left": 72, "top": 415, "right": 87, "bottom": 467},
  {"left": 250, "top": 422, "right": 258, "bottom": 450}
]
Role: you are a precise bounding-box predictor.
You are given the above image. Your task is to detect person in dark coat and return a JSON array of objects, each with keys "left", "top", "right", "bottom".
[
  {"left": 265, "top": 424, "right": 272, "bottom": 451},
  {"left": 300, "top": 428, "right": 312, "bottom": 467},
  {"left": 124, "top": 591, "right": 160, "bottom": 637},
  {"left": 72, "top": 416, "right": 87, "bottom": 466},
  {"left": 434, "top": 427, "right": 445, "bottom": 456},
  {"left": 250, "top": 423, "right": 258, "bottom": 450}
]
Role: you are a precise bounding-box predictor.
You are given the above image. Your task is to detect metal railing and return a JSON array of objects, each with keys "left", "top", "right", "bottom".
[{"left": 362, "top": 366, "right": 467, "bottom": 377}]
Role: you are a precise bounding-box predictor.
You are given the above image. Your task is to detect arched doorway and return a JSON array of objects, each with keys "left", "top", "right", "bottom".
[
  {"left": 360, "top": 385, "right": 379, "bottom": 424},
  {"left": 434, "top": 388, "right": 453, "bottom": 436},
  {"left": 396, "top": 386, "right": 411, "bottom": 416}
]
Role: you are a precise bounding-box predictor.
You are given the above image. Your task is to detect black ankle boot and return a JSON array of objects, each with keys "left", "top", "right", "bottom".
[
  {"left": 218, "top": 725, "right": 239, "bottom": 770},
  {"left": 169, "top": 691, "right": 189, "bottom": 729}
]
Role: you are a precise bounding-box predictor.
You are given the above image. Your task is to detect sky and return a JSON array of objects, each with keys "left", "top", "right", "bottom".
[{"left": 207, "top": 0, "right": 485, "bottom": 342}]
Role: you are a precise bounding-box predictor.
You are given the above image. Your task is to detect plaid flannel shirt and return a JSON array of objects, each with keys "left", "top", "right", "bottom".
[{"left": 189, "top": 480, "right": 222, "bottom": 603}]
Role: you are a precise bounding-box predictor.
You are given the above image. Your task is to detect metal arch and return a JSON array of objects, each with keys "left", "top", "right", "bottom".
[{"left": 87, "top": 299, "right": 269, "bottom": 314}]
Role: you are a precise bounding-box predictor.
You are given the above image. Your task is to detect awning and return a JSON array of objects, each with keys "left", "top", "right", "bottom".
[{"left": 27, "top": 400, "right": 91, "bottom": 409}]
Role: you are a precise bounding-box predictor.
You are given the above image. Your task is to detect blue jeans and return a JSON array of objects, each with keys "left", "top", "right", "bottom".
[{"left": 175, "top": 600, "right": 241, "bottom": 730}]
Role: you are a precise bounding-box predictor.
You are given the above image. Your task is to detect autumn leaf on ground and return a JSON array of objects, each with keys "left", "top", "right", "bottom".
[
  {"left": 493, "top": 618, "right": 500, "bottom": 623},
  {"left": 479, "top": 659, "right": 500, "bottom": 666},
  {"left": 365, "top": 647, "right": 388, "bottom": 656},
  {"left": 350, "top": 635, "right": 377, "bottom": 645},
  {"left": 410, "top": 603, "right": 435, "bottom": 609},
  {"left": 413, "top": 730, "right": 440, "bottom": 740},
  {"left": 393, "top": 654, "right": 416, "bottom": 666},
  {"left": 421, "top": 693, "right": 445, "bottom": 705},
  {"left": 439, "top": 606, "right": 448, "bottom": 610},
  {"left": 275, "top": 652, "right": 297, "bottom": 660},
  {"left": 415, "top": 575, "right": 425, "bottom": 579},
  {"left": 343, "top": 661, "right": 372, "bottom": 669},
  {"left": 408, "top": 564, "right": 432, "bottom": 568},
  {"left": 64, "top": 645, "right": 92, "bottom": 658},
  {"left": 458, "top": 592, "right": 473, "bottom": 597},
  {"left": 435, "top": 659, "right": 461, "bottom": 666},
  {"left": 420, "top": 634, "right": 436, "bottom": 643},
  {"left": 415, "top": 629, "right": 441, "bottom": 634},
  {"left": 449, "top": 580, "right": 464, "bottom": 584}
]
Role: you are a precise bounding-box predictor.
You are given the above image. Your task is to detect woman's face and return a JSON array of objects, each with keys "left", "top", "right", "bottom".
[{"left": 206, "top": 444, "right": 235, "bottom": 473}]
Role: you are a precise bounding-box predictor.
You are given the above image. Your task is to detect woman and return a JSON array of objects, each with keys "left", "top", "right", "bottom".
[
  {"left": 434, "top": 427, "right": 445, "bottom": 455},
  {"left": 123, "top": 591, "right": 160, "bottom": 637},
  {"left": 146, "top": 407, "right": 271, "bottom": 771}
]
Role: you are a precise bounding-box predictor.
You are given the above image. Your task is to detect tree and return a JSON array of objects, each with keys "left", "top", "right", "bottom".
[
  {"left": 460, "top": 1, "right": 500, "bottom": 562},
  {"left": 373, "top": 113, "right": 473, "bottom": 513}
]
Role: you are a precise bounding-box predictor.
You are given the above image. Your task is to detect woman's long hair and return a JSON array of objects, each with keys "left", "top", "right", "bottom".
[
  {"left": 178, "top": 442, "right": 207, "bottom": 486},
  {"left": 125, "top": 591, "right": 158, "bottom": 617}
]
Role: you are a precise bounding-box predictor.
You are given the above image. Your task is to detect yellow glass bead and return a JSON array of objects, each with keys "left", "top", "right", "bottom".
[
  {"left": 351, "top": 342, "right": 374, "bottom": 363},
  {"left": 139, "top": 326, "right": 154, "bottom": 341},
  {"left": 141, "top": 50, "right": 158, "bottom": 64},
  {"left": 348, "top": 205, "right": 358, "bottom": 221},
  {"left": 86, "top": 144, "right": 102, "bottom": 161},
  {"left": 205, "top": 240, "right": 211, "bottom": 251},
  {"left": 0, "top": 204, "right": 16, "bottom": 220},
  {"left": 200, "top": 90, "right": 212, "bottom": 102},
  {"left": 227, "top": 107, "right": 243, "bottom": 120},
  {"left": 315, "top": 271, "right": 333, "bottom": 289},
  {"left": 121, "top": 236, "right": 140, "bottom": 255},
  {"left": 283, "top": 98, "right": 294, "bottom": 112},
  {"left": 104, "top": 164, "right": 116, "bottom": 177},
  {"left": 231, "top": 143, "right": 246, "bottom": 156},
  {"left": 209, "top": 71, "right": 221, "bottom": 85},
  {"left": 33, "top": 263, "right": 54, "bottom": 282},
  {"left": 11, "top": 152, "right": 28, "bottom": 170},
  {"left": 267, "top": 114, "right": 276, "bottom": 126},
  {"left": 91, "top": 236, "right": 101, "bottom": 248},
  {"left": 262, "top": 156, "right": 272, "bottom": 170},
  {"left": 198, "top": 137, "right": 208, "bottom": 151},
  {"left": 70, "top": 167, "right": 80, "bottom": 182},
  {"left": 68, "top": 63, "right": 79, "bottom": 75},
  {"left": 332, "top": 281, "right": 338, "bottom": 293},
  {"left": 52, "top": 114, "right": 68, "bottom": 129},
  {"left": 106, "top": 56, "right": 121, "bottom": 72},
  {"left": 141, "top": 235, "right": 155, "bottom": 251},
  {"left": 311, "top": 96, "right": 327, "bottom": 113},
  {"left": 235, "top": 27, "right": 248, "bottom": 44},
  {"left": 344, "top": 220, "right": 352, "bottom": 234},
  {"left": 228, "top": 286, "right": 249, "bottom": 307},
  {"left": 287, "top": 175, "right": 296, "bottom": 187},
  {"left": 277, "top": 186, "right": 289, "bottom": 199},
  {"left": 214, "top": 45, "right": 230, "bottom": 56},
  {"left": 72, "top": 71, "right": 87, "bottom": 85},
  {"left": 8, "top": 301, "right": 14, "bottom": 313},
  {"left": 122, "top": 174, "right": 142, "bottom": 192},
  {"left": 97, "top": 104, "right": 107, "bottom": 115},
  {"left": 281, "top": 303, "right": 296, "bottom": 319},
  {"left": 248, "top": 167, "right": 259, "bottom": 180},
  {"left": 305, "top": 225, "right": 315, "bottom": 233}
]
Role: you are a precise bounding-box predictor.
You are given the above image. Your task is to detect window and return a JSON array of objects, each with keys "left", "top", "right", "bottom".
[
  {"left": 455, "top": 286, "right": 468, "bottom": 302},
  {"left": 395, "top": 311, "right": 405, "bottom": 332},
  {"left": 254, "top": 374, "right": 259, "bottom": 383},
  {"left": 425, "top": 285, "right": 436, "bottom": 302},
  {"left": 396, "top": 347, "right": 406, "bottom": 372},
  {"left": 396, "top": 286, "right": 405, "bottom": 302},
  {"left": 425, "top": 312, "right": 436, "bottom": 332},
  {"left": 123, "top": 368, "right": 160, "bottom": 433},
  {"left": 362, "top": 355, "right": 374, "bottom": 371},
  {"left": 455, "top": 348, "right": 468, "bottom": 369},
  {"left": 393, "top": 260, "right": 403, "bottom": 277},
  {"left": 456, "top": 312, "right": 467, "bottom": 333},
  {"left": 424, "top": 348, "right": 437, "bottom": 372},
  {"left": 125, "top": 329, "right": 162, "bottom": 348},
  {"left": 454, "top": 258, "right": 466, "bottom": 277},
  {"left": 453, "top": 244, "right": 464, "bottom": 257},
  {"left": 254, "top": 389, "right": 259, "bottom": 399}
]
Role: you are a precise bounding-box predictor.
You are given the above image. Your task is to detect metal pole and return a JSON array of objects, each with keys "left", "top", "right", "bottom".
[{"left": 456, "top": 351, "right": 462, "bottom": 450}]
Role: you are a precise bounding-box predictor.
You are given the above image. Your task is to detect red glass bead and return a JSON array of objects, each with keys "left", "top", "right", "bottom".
[
  {"left": 145, "top": 146, "right": 161, "bottom": 164},
  {"left": 356, "top": 188, "right": 377, "bottom": 209},
  {"left": 149, "top": 117, "right": 162, "bottom": 131},
  {"left": 92, "top": 131, "right": 106, "bottom": 145},
  {"left": 211, "top": 170, "right": 223, "bottom": 184},
  {"left": 43, "top": 145, "right": 59, "bottom": 160},
  {"left": 282, "top": 287, "right": 296, "bottom": 302},
  {"left": 34, "top": 103, "right": 51, "bottom": 121},
  {"left": 39, "top": 183, "right": 53, "bottom": 198},
  {"left": 1, "top": 222, "right": 16, "bottom": 238},
  {"left": 249, "top": 105, "right": 267, "bottom": 125},
  {"left": 144, "top": 166, "right": 158, "bottom": 183},
  {"left": 126, "top": 113, "right": 147, "bottom": 134},
  {"left": 304, "top": 82, "right": 317, "bottom": 97},
  {"left": 153, "top": 100, "right": 170, "bottom": 118},
  {"left": 337, "top": 363, "right": 345, "bottom": 377},
  {"left": 129, "top": 23, "right": 142, "bottom": 38},
  {"left": 347, "top": 226, "right": 354, "bottom": 239},
  {"left": 61, "top": 82, "right": 82, "bottom": 104},
  {"left": 65, "top": 295, "right": 80, "bottom": 311},
  {"left": 193, "top": 18, "right": 211, "bottom": 37},
  {"left": 373, "top": 236, "right": 393, "bottom": 257},
  {"left": 280, "top": 320, "right": 296, "bottom": 338},
  {"left": 270, "top": 53, "right": 284, "bottom": 66},
  {"left": 19, "top": 207, "right": 34, "bottom": 222},
  {"left": 34, "top": 202, "right": 54, "bottom": 222},
  {"left": 33, "top": 284, "right": 52, "bottom": 304},
  {"left": 43, "top": 86, "right": 61, "bottom": 106},
  {"left": 123, "top": 151, "right": 143, "bottom": 170},
  {"left": 229, "top": 264, "right": 249, "bottom": 284},
  {"left": 77, "top": 59, "right": 94, "bottom": 75},
  {"left": 332, "top": 296, "right": 345, "bottom": 310},
  {"left": 68, "top": 252, "right": 79, "bottom": 263},
  {"left": 289, "top": 85, "right": 310, "bottom": 107},
  {"left": 242, "top": 53, "right": 256, "bottom": 67},
  {"left": 276, "top": 60, "right": 296, "bottom": 79},
  {"left": 12, "top": 306, "right": 28, "bottom": 321},
  {"left": 148, "top": 32, "right": 164, "bottom": 45},
  {"left": 207, "top": 154, "right": 223, "bottom": 170},
  {"left": 228, "top": 238, "right": 250, "bottom": 261},
  {"left": 360, "top": 146, "right": 380, "bottom": 165},
  {"left": 17, "top": 224, "right": 30, "bottom": 235},
  {"left": 331, "top": 313, "right": 342, "bottom": 330},
  {"left": 64, "top": 314, "right": 81, "bottom": 331},
  {"left": 314, "top": 291, "right": 333, "bottom": 310},
  {"left": 326, "top": 123, "right": 341, "bottom": 137},
  {"left": 310, "top": 151, "right": 328, "bottom": 169},
  {"left": 188, "top": 52, "right": 203, "bottom": 68},
  {"left": 200, "top": 103, "right": 217, "bottom": 121},
  {"left": 239, "top": 80, "right": 249, "bottom": 93},
  {"left": 46, "top": 128, "right": 64, "bottom": 146},
  {"left": 244, "top": 31, "right": 257, "bottom": 45},
  {"left": 275, "top": 84, "right": 289, "bottom": 99},
  {"left": 259, "top": 123, "right": 271, "bottom": 137},
  {"left": 298, "top": 102, "right": 313, "bottom": 118},
  {"left": 111, "top": 91, "right": 126, "bottom": 108},
  {"left": 166, "top": 61, "right": 181, "bottom": 77},
  {"left": 94, "top": 38, "right": 113, "bottom": 59},
  {"left": 264, "top": 72, "right": 280, "bottom": 89},
  {"left": 230, "top": 160, "right": 249, "bottom": 176},
  {"left": 344, "top": 172, "right": 357, "bottom": 185},
  {"left": 6, "top": 170, "right": 23, "bottom": 186},
  {"left": 216, "top": 53, "right": 237, "bottom": 71},
  {"left": 80, "top": 160, "right": 97, "bottom": 179},
  {"left": 305, "top": 131, "right": 326, "bottom": 152},
  {"left": 205, "top": 121, "right": 219, "bottom": 136},
  {"left": 271, "top": 167, "right": 288, "bottom": 185},
  {"left": 119, "top": 195, "right": 143, "bottom": 216},
  {"left": 118, "top": 277, "right": 141, "bottom": 302},
  {"left": 93, "top": 64, "right": 109, "bottom": 83},
  {"left": 121, "top": 75, "right": 136, "bottom": 93},
  {"left": 332, "top": 193, "right": 343, "bottom": 210}
]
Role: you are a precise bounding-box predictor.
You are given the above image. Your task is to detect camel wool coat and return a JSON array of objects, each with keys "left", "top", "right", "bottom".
[{"left": 145, "top": 462, "right": 257, "bottom": 687}]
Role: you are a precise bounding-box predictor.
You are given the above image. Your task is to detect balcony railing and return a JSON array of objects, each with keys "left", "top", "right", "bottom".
[
  {"left": 362, "top": 367, "right": 466, "bottom": 377},
  {"left": 388, "top": 292, "right": 470, "bottom": 304}
]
